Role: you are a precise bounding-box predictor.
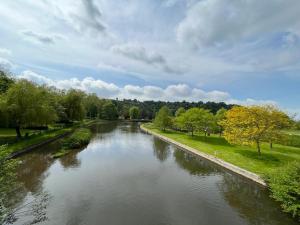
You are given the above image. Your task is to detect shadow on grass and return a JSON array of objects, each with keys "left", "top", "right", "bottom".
[
  {"left": 186, "top": 135, "right": 232, "bottom": 147},
  {"left": 234, "top": 148, "right": 295, "bottom": 167}
]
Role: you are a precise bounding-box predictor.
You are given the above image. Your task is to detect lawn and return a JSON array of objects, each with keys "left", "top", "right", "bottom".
[
  {"left": 0, "top": 128, "right": 38, "bottom": 137},
  {"left": 143, "top": 123, "right": 300, "bottom": 178},
  {"left": 1, "top": 119, "right": 97, "bottom": 155}
]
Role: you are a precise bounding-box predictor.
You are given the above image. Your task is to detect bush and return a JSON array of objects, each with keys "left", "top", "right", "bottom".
[
  {"left": 62, "top": 128, "right": 92, "bottom": 149},
  {"left": 268, "top": 161, "right": 300, "bottom": 218}
]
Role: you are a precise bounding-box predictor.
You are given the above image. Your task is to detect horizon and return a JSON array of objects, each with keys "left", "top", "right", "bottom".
[{"left": 0, "top": 0, "right": 299, "bottom": 117}]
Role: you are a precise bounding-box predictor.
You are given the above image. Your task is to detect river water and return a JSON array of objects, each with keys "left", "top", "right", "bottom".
[{"left": 7, "top": 122, "right": 298, "bottom": 225}]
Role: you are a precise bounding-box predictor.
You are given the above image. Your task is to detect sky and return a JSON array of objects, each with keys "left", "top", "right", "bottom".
[{"left": 0, "top": 0, "right": 299, "bottom": 116}]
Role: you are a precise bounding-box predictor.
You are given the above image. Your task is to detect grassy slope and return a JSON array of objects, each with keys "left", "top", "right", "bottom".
[
  {"left": 143, "top": 123, "right": 300, "bottom": 178},
  {"left": 5, "top": 128, "right": 72, "bottom": 154},
  {"left": 0, "top": 128, "right": 38, "bottom": 137},
  {"left": 2, "top": 120, "right": 96, "bottom": 155}
]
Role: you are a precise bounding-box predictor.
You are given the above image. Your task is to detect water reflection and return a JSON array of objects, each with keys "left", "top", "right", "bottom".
[
  {"left": 218, "top": 173, "right": 298, "bottom": 225},
  {"left": 173, "top": 149, "right": 218, "bottom": 176},
  {"left": 59, "top": 149, "right": 82, "bottom": 169},
  {"left": 4, "top": 122, "right": 298, "bottom": 225},
  {"left": 152, "top": 137, "right": 171, "bottom": 162}
]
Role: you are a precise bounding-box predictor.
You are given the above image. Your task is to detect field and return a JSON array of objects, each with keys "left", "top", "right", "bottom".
[{"left": 143, "top": 123, "right": 300, "bottom": 178}]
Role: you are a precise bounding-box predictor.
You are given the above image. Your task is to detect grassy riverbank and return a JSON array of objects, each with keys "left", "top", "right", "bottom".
[
  {"left": 142, "top": 123, "right": 300, "bottom": 178},
  {"left": 1, "top": 120, "right": 96, "bottom": 156},
  {"left": 52, "top": 128, "right": 92, "bottom": 158}
]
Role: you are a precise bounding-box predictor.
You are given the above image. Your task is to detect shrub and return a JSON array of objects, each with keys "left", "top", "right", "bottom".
[
  {"left": 62, "top": 128, "right": 92, "bottom": 149},
  {"left": 268, "top": 161, "right": 300, "bottom": 218}
]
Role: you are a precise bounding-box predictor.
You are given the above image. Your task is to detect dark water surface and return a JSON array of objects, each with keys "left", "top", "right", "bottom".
[{"left": 9, "top": 122, "right": 298, "bottom": 225}]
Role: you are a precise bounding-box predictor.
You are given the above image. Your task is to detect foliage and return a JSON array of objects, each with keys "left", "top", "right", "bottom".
[
  {"left": 143, "top": 123, "right": 300, "bottom": 177},
  {"left": 63, "top": 89, "right": 86, "bottom": 121},
  {"left": 0, "top": 70, "right": 14, "bottom": 94},
  {"left": 101, "top": 101, "right": 118, "bottom": 120},
  {"left": 268, "top": 161, "right": 300, "bottom": 218},
  {"left": 175, "top": 108, "right": 213, "bottom": 136},
  {"left": 214, "top": 108, "right": 227, "bottom": 135},
  {"left": 154, "top": 106, "right": 172, "bottom": 131},
  {"left": 175, "top": 107, "right": 185, "bottom": 117},
  {"left": 129, "top": 106, "right": 140, "bottom": 120},
  {"left": 0, "top": 145, "right": 18, "bottom": 223},
  {"left": 61, "top": 128, "right": 92, "bottom": 150},
  {"left": 220, "top": 105, "right": 291, "bottom": 154},
  {"left": 83, "top": 93, "right": 104, "bottom": 119},
  {"left": 3, "top": 80, "right": 57, "bottom": 138},
  {"left": 113, "top": 99, "right": 234, "bottom": 120}
]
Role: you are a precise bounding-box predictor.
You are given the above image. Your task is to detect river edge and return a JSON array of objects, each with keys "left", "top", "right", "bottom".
[
  {"left": 140, "top": 124, "right": 267, "bottom": 187},
  {"left": 5, "top": 120, "right": 99, "bottom": 160}
]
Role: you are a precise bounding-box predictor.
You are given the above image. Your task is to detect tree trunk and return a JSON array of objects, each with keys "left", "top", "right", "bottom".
[
  {"left": 270, "top": 141, "right": 273, "bottom": 150},
  {"left": 16, "top": 126, "right": 22, "bottom": 139},
  {"left": 256, "top": 140, "right": 261, "bottom": 155}
]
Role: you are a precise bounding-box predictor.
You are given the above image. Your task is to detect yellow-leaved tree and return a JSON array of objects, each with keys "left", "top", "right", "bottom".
[{"left": 219, "top": 105, "right": 291, "bottom": 155}]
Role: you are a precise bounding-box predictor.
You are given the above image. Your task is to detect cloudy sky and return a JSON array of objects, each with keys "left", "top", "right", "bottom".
[{"left": 0, "top": 0, "right": 299, "bottom": 114}]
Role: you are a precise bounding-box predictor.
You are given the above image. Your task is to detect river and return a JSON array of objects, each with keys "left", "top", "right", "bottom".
[{"left": 6, "top": 122, "right": 298, "bottom": 225}]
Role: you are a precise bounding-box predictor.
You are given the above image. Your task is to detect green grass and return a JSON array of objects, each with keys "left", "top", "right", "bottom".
[
  {"left": 61, "top": 128, "right": 92, "bottom": 149},
  {"left": 1, "top": 119, "right": 98, "bottom": 156},
  {"left": 283, "top": 129, "right": 300, "bottom": 136},
  {"left": 52, "top": 149, "right": 69, "bottom": 158},
  {"left": 5, "top": 128, "right": 72, "bottom": 155},
  {"left": 0, "top": 128, "right": 38, "bottom": 137},
  {"left": 51, "top": 128, "right": 92, "bottom": 158},
  {"left": 143, "top": 123, "right": 300, "bottom": 178}
]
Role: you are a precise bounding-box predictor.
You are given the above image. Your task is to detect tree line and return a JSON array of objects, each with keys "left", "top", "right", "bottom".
[
  {"left": 0, "top": 69, "right": 234, "bottom": 138},
  {"left": 154, "top": 105, "right": 293, "bottom": 155}
]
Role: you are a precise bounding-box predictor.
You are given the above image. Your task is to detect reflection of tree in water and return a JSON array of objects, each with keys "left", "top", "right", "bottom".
[
  {"left": 59, "top": 149, "right": 82, "bottom": 169},
  {"left": 219, "top": 173, "right": 298, "bottom": 225},
  {"left": 1, "top": 146, "right": 56, "bottom": 224},
  {"left": 3, "top": 191, "right": 51, "bottom": 225},
  {"left": 173, "top": 149, "right": 217, "bottom": 176},
  {"left": 153, "top": 137, "right": 171, "bottom": 162},
  {"left": 91, "top": 121, "right": 118, "bottom": 135},
  {"left": 17, "top": 153, "right": 53, "bottom": 193},
  {"left": 118, "top": 122, "right": 139, "bottom": 133}
]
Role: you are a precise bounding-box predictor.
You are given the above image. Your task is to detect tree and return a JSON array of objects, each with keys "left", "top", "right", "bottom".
[
  {"left": 154, "top": 106, "right": 172, "bottom": 131},
  {"left": 220, "top": 105, "right": 291, "bottom": 155},
  {"left": 215, "top": 108, "right": 227, "bottom": 136},
  {"left": 0, "top": 70, "right": 14, "bottom": 94},
  {"left": 175, "top": 107, "right": 185, "bottom": 117},
  {"left": 175, "top": 108, "right": 213, "bottom": 136},
  {"left": 63, "top": 89, "right": 86, "bottom": 121},
  {"left": 4, "top": 80, "right": 57, "bottom": 138},
  {"left": 129, "top": 106, "right": 140, "bottom": 120},
  {"left": 175, "top": 108, "right": 201, "bottom": 135},
  {"left": 84, "top": 94, "right": 102, "bottom": 119},
  {"left": 102, "top": 101, "right": 118, "bottom": 120},
  {"left": 266, "top": 106, "right": 291, "bottom": 149}
]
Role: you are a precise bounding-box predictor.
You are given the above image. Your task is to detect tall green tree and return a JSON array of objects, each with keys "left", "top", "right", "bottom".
[
  {"left": 154, "top": 106, "right": 172, "bottom": 131},
  {"left": 63, "top": 89, "right": 86, "bottom": 121},
  {"left": 4, "top": 80, "right": 57, "bottom": 138},
  {"left": 101, "top": 101, "right": 118, "bottom": 120},
  {"left": 175, "top": 108, "right": 213, "bottom": 136},
  {"left": 215, "top": 108, "right": 227, "bottom": 136},
  {"left": 129, "top": 106, "right": 140, "bottom": 120},
  {"left": 0, "top": 70, "right": 14, "bottom": 94},
  {"left": 84, "top": 94, "right": 102, "bottom": 119},
  {"left": 175, "top": 107, "right": 185, "bottom": 117}
]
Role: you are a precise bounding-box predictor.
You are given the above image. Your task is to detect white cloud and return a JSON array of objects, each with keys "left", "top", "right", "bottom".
[
  {"left": 0, "top": 57, "right": 14, "bottom": 70},
  {"left": 177, "top": 0, "right": 300, "bottom": 48},
  {"left": 21, "top": 30, "right": 65, "bottom": 45},
  {"left": 0, "top": 48, "right": 12, "bottom": 56},
  {"left": 111, "top": 43, "right": 183, "bottom": 74}
]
